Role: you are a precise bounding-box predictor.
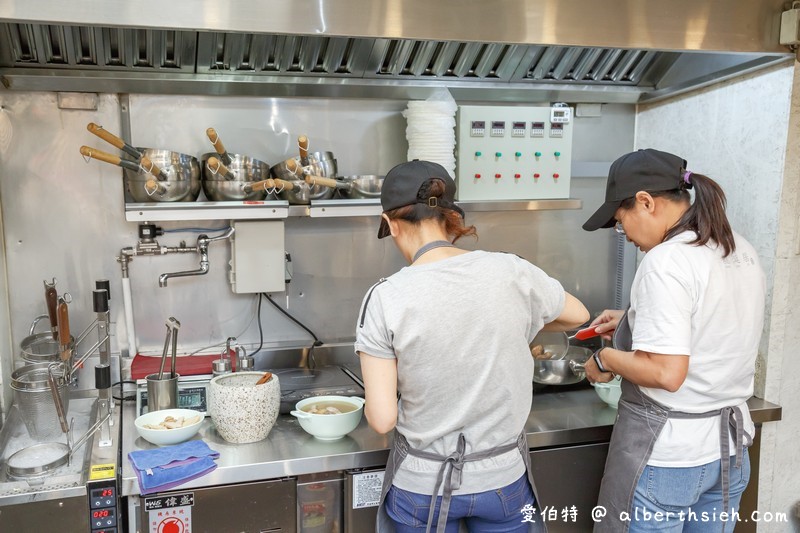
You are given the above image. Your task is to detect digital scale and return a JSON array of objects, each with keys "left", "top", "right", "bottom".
[{"left": 135, "top": 366, "right": 365, "bottom": 416}]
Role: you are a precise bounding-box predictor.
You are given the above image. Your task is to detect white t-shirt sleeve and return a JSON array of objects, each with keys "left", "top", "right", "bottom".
[
  {"left": 354, "top": 285, "right": 396, "bottom": 359},
  {"left": 632, "top": 265, "right": 693, "bottom": 356}
]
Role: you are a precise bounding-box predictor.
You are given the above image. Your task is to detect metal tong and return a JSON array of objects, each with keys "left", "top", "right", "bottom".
[{"left": 158, "top": 317, "right": 181, "bottom": 380}]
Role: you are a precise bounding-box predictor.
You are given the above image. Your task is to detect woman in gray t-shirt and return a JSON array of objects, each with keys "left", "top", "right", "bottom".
[{"left": 355, "top": 160, "right": 589, "bottom": 532}]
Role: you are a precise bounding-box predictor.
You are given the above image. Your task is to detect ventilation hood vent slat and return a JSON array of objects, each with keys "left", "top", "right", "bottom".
[{"left": 0, "top": 22, "right": 790, "bottom": 104}]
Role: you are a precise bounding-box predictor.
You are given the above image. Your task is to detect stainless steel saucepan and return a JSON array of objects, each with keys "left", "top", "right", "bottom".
[
  {"left": 533, "top": 346, "right": 592, "bottom": 386},
  {"left": 201, "top": 155, "right": 275, "bottom": 201},
  {"left": 308, "top": 175, "right": 384, "bottom": 200},
  {"left": 270, "top": 157, "right": 335, "bottom": 204},
  {"left": 82, "top": 123, "right": 201, "bottom": 202},
  {"left": 81, "top": 145, "right": 201, "bottom": 202},
  {"left": 200, "top": 127, "right": 274, "bottom": 201}
]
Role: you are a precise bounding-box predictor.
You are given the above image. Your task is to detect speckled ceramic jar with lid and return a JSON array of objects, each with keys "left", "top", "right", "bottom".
[{"left": 208, "top": 371, "right": 280, "bottom": 444}]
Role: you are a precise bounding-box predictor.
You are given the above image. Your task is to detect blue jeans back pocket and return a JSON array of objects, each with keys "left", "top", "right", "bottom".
[
  {"left": 644, "top": 464, "right": 705, "bottom": 512},
  {"left": 495, "top": 475, "right": 535, "bottom": 518},
  {"left": 386, "top": 485, "right": 431, "bottom": 527}
]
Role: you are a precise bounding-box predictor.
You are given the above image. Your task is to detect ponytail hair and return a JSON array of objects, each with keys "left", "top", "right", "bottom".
[{"left": 620, "top": 172, "right": 736, "bottom": 256}]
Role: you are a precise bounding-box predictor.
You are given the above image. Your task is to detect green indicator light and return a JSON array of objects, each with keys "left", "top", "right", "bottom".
[
  {"left": 534, "top": 151, "right": 542, "bottom": 157},
  {"left": 515, "top": 152, "right": 522, "bottom": 157},
  {"left": 495, "top": 152, "right": 502, "bottom": 157},
  {"left": 554, "top": 151, "right": 561, "bottom": 157},
  {"left": 475, "top": 151, "right": 482, "bottom": 156}
]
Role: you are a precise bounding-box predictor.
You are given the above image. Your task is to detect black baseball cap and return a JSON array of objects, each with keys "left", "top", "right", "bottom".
[
  {"left": 377, "top": 160, "right": 465, "bottom": 239},
  {"left": 582, "top": 148, "right": 688, "bottom": 231}
]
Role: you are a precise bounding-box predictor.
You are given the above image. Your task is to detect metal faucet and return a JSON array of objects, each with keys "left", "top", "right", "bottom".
[{"left": 158, "top": 227, "right": 235, "bottom": 287}]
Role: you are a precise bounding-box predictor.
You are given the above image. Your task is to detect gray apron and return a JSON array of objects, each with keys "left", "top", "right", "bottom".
[
  {"left": 594, "top": 313, "right": 751, "bottom": 533},
  {"left": 376, "top": 430, "right": 547, "bottom": 533}
]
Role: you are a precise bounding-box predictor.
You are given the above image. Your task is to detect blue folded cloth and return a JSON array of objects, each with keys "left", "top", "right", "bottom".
[{"left": 128, "top": 440, "right": 220, "bottom": 494}]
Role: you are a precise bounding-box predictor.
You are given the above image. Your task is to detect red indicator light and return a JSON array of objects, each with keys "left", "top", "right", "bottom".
[
  {"left": 533, "top": 173, "right": 541, "bottom": 178},
  {"left": 494, "top": 173, "right": 502, "bottom": 179},
  {"left": 474, "top": 174, "right": 481, "bottom": 179},
  {"left": 553, "top": 173, "right": 560, "bottom": 178},
  {"left": 514, "top": 174, "right": 521, "bottom": 179}
]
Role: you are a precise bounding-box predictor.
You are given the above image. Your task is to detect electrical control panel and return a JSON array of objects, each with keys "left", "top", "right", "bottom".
[
  {"left": 456, "top": 105, "right": 573, "bottom": 201},
  {"left": 230, "top": 220, "right": 285, "bottom": 294}
]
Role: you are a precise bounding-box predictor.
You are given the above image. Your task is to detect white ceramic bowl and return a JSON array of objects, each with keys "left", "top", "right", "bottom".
[
  {"left": 593, "top": 376, "right": 622, "bottom": 409},
  {"left": 291, "top": 395, "right": 365, "bottom": 440},
  {"left": 208, "top": 372, "right": 280, "bottom": 444},
  {"left": 134, "top": 408, "right": 204, "bottom": 446}
]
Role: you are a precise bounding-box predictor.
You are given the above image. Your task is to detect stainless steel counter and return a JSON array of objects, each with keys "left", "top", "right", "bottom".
[{"left": 120, "top": 388, "right": 781, "bottom": 496}]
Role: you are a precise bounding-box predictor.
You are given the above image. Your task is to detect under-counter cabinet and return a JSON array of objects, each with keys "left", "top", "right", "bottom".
[
  {"left": 128, "top": 478, "right": 297, "bottom": 533},
  {"left": 530, "top": 442, "right": 609, "bottom": 532}
]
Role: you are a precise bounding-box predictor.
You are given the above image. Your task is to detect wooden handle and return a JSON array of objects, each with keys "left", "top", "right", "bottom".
[
  {"left": 245, "top": 179, "right": 275, "bottom": 193},
  {"left": 305, "top": 175, "right": 338, "bottom": 188},
  {"left": 145, "top": 179, "right": 165, "bottom": 195},
  {"left": 206, "top": 128, "right": 229, "bottom": 156},
  {"left": 57, "top": 300, "right": 71, "bottom": 361},
  {"left": 284, "top": 158, "right": 299, "bottom": 174},
  {"left": 44, "top": 282, "right": 58, "bottom": 340},
  {"left": 298, "top": 135, "right": 309, "bottom": 161},
  {"left": 207, "top": 156, "right": 236, "bottom": 180},
  {"left": 139, "top": 155, "right": 167, "bottom": 181},
  {"left": 272, "top": 178, "right": 295, "bottom": 191},
  {"left": 87, "top": 122, "right": 142, "bottom": 159},
  {"left": 80, "top": 145, "right": 122, "bottom": 166},
  {"left": 87, "top": 122, "right": 126, "bottom": 150},
  {"left": 256, "top": 372, "right": 273, "bottom": 385}
]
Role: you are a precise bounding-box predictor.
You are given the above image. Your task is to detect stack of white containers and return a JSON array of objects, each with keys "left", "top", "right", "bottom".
[{"left": 402, "top": 91, "right": 458, "bottom": 178}]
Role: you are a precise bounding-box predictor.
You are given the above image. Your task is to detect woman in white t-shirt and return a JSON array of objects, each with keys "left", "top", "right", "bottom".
[{"left": 582, "top": 148, "right": 766, "bottom": 533}]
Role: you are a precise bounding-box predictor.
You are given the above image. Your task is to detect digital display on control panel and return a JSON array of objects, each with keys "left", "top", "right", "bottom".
[
  {"left": 91, "top": 487, "right": 115, "bottom": 498},
  {"left": 511, "top": 122, "right": 526, "bottom": 138},
  {"left": 470, "top": 120, "right": 486, "bottom": 137},
  {"left": 490, "top": 121, "right": 506, "bottom": 137}
]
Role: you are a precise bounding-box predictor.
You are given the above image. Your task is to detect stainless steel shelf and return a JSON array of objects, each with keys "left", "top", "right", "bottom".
[
  {"left": 125, "top": 198, "right": 582, "bottom": 221},
  {"left": 125, "top": 200, "right": 291, "bottom": 222}
]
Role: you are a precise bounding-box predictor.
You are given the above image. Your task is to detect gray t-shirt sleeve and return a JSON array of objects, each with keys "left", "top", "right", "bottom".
[
  {"left": 354, "top": 284, "right": 396, "bottom": 359},
  {"left": 514, "top": 257, "right": 566, "bottom": 338}
]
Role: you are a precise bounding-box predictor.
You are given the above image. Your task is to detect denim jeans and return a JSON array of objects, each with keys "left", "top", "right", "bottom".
[
  {"left": 385, "top": 474, "right": 534, "bottom": 532},
  {"left": 630, "top": 449, "right": 751, "bottom": 532}
]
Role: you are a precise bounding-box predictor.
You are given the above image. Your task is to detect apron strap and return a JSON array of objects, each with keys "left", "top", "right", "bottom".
[
  {"left": 669, "top": 405, "right": 746, "bottom": 522},
  {"left": 405, "top": 433, "right": 521, "bottom": 533}
]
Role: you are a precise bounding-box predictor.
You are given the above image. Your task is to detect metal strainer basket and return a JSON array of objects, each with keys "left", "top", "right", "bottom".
[{"left": 10, "top": 362, "right": 69, "bottom": 441}]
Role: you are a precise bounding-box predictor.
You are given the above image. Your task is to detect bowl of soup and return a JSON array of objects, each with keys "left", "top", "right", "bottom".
[{"left": 290, "top": 395, "right": 365, "bottom": 440}]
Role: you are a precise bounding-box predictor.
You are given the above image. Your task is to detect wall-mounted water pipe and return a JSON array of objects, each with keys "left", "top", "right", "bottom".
[
  {"left": 158, "top": 227, "right": 235, "bottom": 287},
  {"left": 116, "top": 225, "right": 235, "bottom": 356}
]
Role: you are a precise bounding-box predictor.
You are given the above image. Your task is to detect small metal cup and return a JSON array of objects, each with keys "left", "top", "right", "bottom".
[{"left": 146, "top": 373, "right": 179, "bottom": 412}]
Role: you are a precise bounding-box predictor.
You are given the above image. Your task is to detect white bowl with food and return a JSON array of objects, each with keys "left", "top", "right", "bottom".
[
  {"left": 134, "top": 408, "right": 204, "bottom": 446},
  {"left": 290, "top": 395, "right": 365, "bottom": 440}
]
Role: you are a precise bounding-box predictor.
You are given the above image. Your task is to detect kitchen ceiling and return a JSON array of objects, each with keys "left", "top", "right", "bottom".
[{"left": 0, "top": 0, "right": 792, "bottom": 104}]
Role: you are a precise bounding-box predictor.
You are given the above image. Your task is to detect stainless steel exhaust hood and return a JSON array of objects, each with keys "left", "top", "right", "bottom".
[{"left": 0, "top": 0, "right": 792, "bottom": 103}]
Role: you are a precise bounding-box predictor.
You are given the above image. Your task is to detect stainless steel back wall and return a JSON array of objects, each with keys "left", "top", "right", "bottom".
[{"left": 0, "top": 93, "right": 632, "bottom": 366}]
